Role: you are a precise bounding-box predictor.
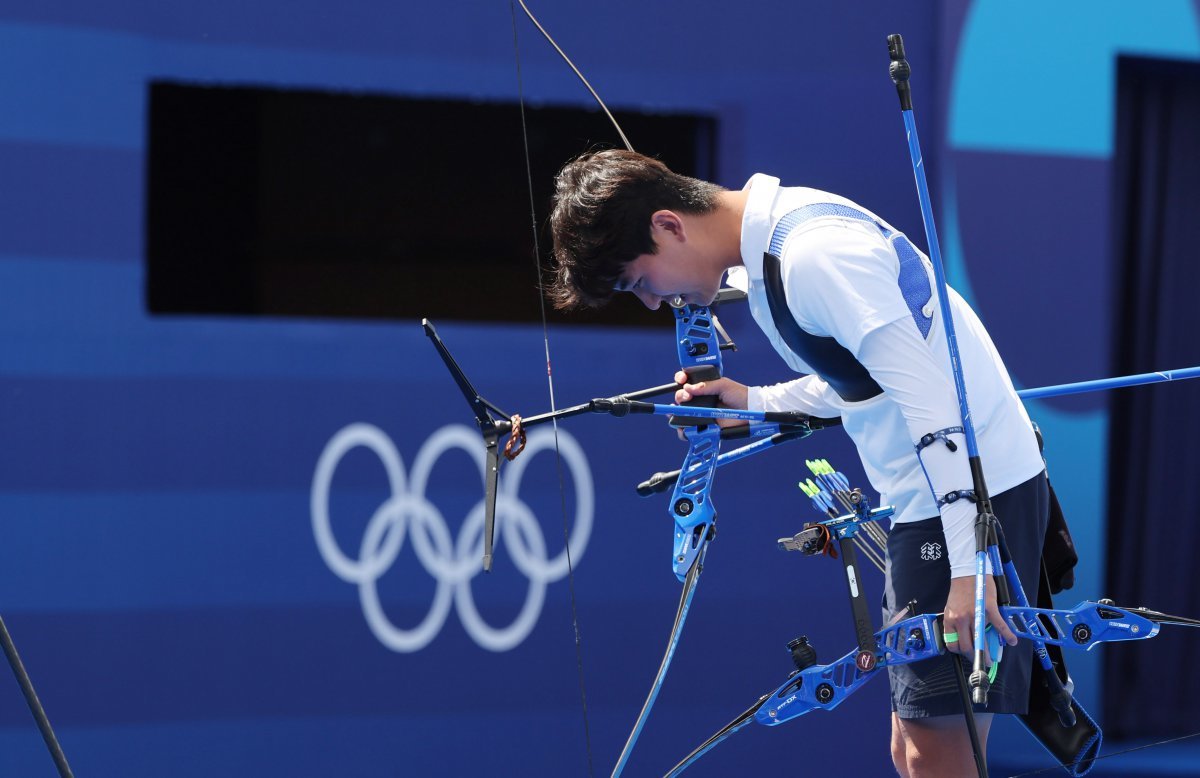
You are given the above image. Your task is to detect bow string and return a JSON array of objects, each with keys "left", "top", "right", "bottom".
[
  {"left": 508, "top": 1, "right": 614, "bottom": 771},
  {"left": 508, "top": 3, "right": 700, "bottom": 775}
]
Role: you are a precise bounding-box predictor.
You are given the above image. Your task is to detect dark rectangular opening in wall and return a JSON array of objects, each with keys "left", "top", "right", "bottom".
[{"left": 146, "top": 82, "right": 717, "bottom": 326}]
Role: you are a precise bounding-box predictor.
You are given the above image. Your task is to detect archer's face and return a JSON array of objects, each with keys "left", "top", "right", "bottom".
[
  {"left": 615, "top": 211, "right": 724, "bottom": 310},
  {"left": 617, "top": 252, "right": 714, "bottom": 310}
]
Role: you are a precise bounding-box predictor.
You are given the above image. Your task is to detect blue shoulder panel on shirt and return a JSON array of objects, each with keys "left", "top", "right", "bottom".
[{"left": 767, "top": 203, "right": 934, "bottom": 340}]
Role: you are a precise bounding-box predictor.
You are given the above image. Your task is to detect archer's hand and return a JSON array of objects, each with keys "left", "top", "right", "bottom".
[
  {"left": 942, "top": 574, "right": 1018, "bottom": 657},
  {"left": 673, "top": 371, "right": 749, "bottom": 430},
  {"left": 673, "top": 371, "right": 748, "bottom": 409}
]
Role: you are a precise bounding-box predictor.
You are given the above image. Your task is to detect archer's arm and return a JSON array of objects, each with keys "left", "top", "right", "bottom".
[
  {"left": 673, "top": 372, "right": 842, "bottom": 419},
  {"left": 749, "top": 376, "right": 842, "bottom": 418}
]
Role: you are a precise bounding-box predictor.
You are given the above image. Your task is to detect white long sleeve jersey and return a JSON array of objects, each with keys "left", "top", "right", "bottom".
[{"left": 728, "top": 174, "right": 1043, "bottom": 576}]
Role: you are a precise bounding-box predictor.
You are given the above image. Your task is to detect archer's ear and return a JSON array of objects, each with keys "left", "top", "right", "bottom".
[{"left": 650, "top": 210, "right": 687, "bottom": 242}]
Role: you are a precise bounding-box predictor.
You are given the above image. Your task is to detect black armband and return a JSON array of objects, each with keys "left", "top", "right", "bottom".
[
  {"left": 937, "top": 489, "right": 977, "bottom": 509},
  {"left": 915, "top": 426, "right": 964, "bottom": 453}
]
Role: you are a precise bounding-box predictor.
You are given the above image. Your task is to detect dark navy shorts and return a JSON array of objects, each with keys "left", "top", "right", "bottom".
[{"left": 882, "top": 472, "right": 1049, "bottom": 719}]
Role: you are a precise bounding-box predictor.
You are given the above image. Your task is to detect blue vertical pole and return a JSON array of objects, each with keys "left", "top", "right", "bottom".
[
  {"left": 887, "top": 32, "right": 996, "bottom": 709},
  {"left": 885, "top": 34, "right": 1077, "bottom": 755}
]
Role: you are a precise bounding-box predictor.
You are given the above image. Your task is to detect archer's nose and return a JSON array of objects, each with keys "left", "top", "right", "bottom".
[{"left": 632, "top": 288, "right": 663, "bottom": 310}]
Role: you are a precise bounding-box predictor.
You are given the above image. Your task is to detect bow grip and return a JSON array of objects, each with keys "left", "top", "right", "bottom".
[
  {"left": 670, "top": 364, "right": 721, "bottom": 427},
  {"left": 680, "top": 365, "right": 721, "bottom": 397}
]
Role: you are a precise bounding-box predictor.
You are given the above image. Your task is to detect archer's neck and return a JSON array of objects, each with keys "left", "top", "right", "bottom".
[{"left": 714, "top": 188, "right": 750, "bottom": 272}]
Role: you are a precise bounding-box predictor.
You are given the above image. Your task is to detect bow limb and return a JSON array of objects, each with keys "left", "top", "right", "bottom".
[
  {"left": 612, "top": 544, "right": 710, "bottom": 777},
  {"left": 514, "top": 0, "right": 634, "bottom": 152},
  {"left": 612, "top": 420, "right": 722, "bottom": 775},
  {"left": 663, "top": 611, "right": 945, "bottom": 774},
  {"left": 507, "top": 7, "right": 745, "bottom": 767},
  {"left": 662, "top": 693, "right": 769, "bottom": 777}
]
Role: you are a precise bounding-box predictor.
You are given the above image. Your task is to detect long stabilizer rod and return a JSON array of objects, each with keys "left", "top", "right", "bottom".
[{"left": 1016, "top": 366, "right": 1200, "bottom": 400}]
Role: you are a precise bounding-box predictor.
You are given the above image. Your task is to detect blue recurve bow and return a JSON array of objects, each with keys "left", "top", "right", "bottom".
[{"left": 662, "top": 461, "right": 1200, "bottom": 777}]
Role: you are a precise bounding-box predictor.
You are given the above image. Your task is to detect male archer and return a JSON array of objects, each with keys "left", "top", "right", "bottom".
[{"left": 548, "top": 149, "right": 1048, "bottom": 777}]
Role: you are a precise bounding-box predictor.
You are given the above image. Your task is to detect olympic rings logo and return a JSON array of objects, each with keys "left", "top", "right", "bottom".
[{"left": 311, "top": 423, "right": 594, "bottom": 653}]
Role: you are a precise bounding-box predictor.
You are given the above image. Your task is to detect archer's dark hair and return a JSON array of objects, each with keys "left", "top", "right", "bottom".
[{"left": 548, "top": 150, "right": 724, "bottom": 309}]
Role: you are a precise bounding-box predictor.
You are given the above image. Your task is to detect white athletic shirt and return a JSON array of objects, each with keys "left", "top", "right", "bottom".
[{"left": 728, "top": 174, "right": 1043, "bottom": 576}]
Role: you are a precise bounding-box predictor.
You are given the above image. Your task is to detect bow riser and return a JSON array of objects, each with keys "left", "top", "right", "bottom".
[
  {"left": 675, "top": 304, "right": 724, "bottom": 370},
  {"left": 666, "top": 302, "right": 728, "bottom": 580},
  {"left": 670, "top": 426, "right": 720, "bottom": 580},
  {"left": 756, "top": 612, "right": 943, "bottom": 726},
  {"left": 612, "top": 302, "right": 733, "bottom": 774},
  {"left": 751, "top": 600, "right": 1177, "bottom": 730},
  {"left": 1003, "top": 602, "right": 1161, "bottom": 649}
]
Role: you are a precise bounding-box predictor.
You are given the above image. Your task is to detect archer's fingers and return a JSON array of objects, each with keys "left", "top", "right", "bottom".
[
  {"left": 675, "top": 381, "right": 717, "bottom": 404},
  {"left": 952, "top": 616, "right": 979, "bottom": 656},
  {"left": 989, "top": 607, "right": 1019, "bottom": 646},
  {"left": 672, "top": 369, "right": 691, "bottom": 401},
  {"left": 943, "top": 619, "right": 967, "bottom": 655},
  {"left": 957, "top": 627, "right": 977, "bottom": 656}
]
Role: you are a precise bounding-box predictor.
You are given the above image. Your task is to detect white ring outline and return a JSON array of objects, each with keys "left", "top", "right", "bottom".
[{"left": 311, "top": 422, "right": 593, "bottom": 652}]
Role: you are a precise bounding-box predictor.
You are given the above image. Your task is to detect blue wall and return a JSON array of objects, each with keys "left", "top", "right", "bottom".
[
  {"left": 0, "top": 2, "right": 1197, "bottom": 775},
  {"left": 937, "top": 2, "right": 1200, "bottom": 766}
]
